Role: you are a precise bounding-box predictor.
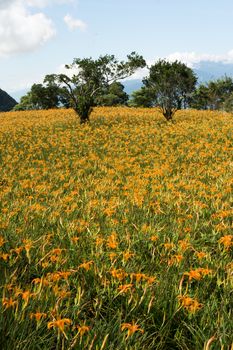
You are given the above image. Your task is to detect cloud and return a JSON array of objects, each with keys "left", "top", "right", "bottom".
[
  {"left": 124, "top": 66, "right": 149, "bottom": 81},
  {"left": 166, "top": 50, "right": 233, "bottom": 67},
  {"left": 0, "top": 1, "right": 56, "bottom": 56},
  {"left": 26, "top": 0, "right": 74, "bottom": 8},
  {"left": 64, "top": 14, "right": 87, "bottom": 31},
  {"left": 0, "top": 0, "right": 14, "bottom": 8},
  {"left": 57, "top": 63, "right": 80, "bottom": 77},
  {"left": 123, "top": 51, "right": 233, "bottom": 81}
]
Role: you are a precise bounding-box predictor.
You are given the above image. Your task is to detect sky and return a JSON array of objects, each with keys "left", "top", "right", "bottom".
[{"left": 1, "top": 0, "right": 233, "bottom": 99}]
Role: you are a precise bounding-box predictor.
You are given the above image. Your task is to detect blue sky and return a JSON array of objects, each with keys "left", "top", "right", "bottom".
[{"left": 1, "top": 0, "right": 233, "bottom": 98}]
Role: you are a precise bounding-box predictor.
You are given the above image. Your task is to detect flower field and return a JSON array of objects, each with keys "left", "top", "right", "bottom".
[{"left": 0, "top": 107, "right": 232, "bottom": 349}]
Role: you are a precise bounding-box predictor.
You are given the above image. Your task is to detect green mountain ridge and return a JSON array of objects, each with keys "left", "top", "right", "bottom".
[{"left": 0, "top": 88, "right": 17, "bottom": 112}]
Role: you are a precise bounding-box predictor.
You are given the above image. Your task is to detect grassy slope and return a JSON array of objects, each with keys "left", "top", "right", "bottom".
[{"left": 0, "top": 107, "right": 232, "bottom": 349}]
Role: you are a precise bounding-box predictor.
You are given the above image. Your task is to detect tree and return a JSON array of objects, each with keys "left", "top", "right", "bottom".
[
  {"left": 208, "top": 77, "right": 233, "bottom": 110},
  {"left": 190, "top": 76, "right": 233, "bottom": 111},
  {"left": 44, "top": 75, "right": 71, "bottom": 108},
  {"left": 223, "top": 92, "right": 233, "bottom": 112},
  {"left": 189, "top": 84, "right": 209, "bottom": 110},
  {"left": 96, "top": 82, "right": 128, "bottom": 106},
  {"left": 30, "top": 83, "right": 59, "bottom": 110},
  {"left": 14, "top": 82, "right": 70, "bottom": 111},
  {"left": 143, "top": 60, "right": 197, "bottom": 121},
  {"left": 45, "top": 52, "right": 146, "bottom": 123},
  {"left": 129, "top": 87, "right": 154, "bottom": 108},
  {"left": 13, "top": 94, "right": 34, "bottom": 111}
]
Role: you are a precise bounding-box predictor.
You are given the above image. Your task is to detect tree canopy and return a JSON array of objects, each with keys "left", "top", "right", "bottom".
[
  {"left": 12, "top": 53, "right": 233, "bottom": 118},
  {"left": 96, "top": 82, "right": 129, "bottom": 106},
  {"left": 129, "top": 86, "right": 154, "bottom": 108},
  {"left": 142, "top": 60, "right": 197, "bottom": 120},
  {"left": 14, "top": 82, "right": 70, "bottom": 111},
  {"left": 45, "top": 52, "right": 146, "bottom": 123},
  {"left": 190, "top": 76, "right": 233, "bottom": 111}
]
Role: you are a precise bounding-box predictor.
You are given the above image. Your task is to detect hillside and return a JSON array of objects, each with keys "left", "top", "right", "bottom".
[
  {"left": 0, "top": 89, "right": 17, "bottom": 112},
  {"left": 0, "top": 108, "right": 232, "bottom": 349}
]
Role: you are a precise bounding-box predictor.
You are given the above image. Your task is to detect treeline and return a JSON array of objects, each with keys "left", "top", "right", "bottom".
[
  {"left": 131, "top": 76, "right": 233, "bottom": 113},
  {"left": 14, "top": 53, "right": 233, "bottom": 123},
  {"left": 14, "top": 75, "right": 233, "bottom": 113},
  {"left": 14, "top": 81, "right": 128, "bottom": 111},
  {"left": 190, "top": 77, "right": 233, "bottom": 112}
]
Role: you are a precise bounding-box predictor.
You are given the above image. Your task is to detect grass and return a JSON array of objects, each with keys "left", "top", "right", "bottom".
[{"left": 0, "top": 107, "right": 232, "bottom": 349}]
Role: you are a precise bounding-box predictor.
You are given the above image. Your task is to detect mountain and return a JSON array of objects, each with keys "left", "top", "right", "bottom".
[
  {"left": 0, "top": 89, "right": 18, "bottom": 112},
  {"left": 194, "top": 61, "right": 233, "bottom": 82},
  {"left": 192, "top": 61, "right": 233, "bottom": 86}
]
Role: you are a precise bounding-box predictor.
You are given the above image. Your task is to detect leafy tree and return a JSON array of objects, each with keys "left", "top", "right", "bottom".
[
  {"left": 129, "top": 86, "right": 154, "bottom": 108},
  {"left": 14, "top": 82, "right": 70, "bottom": 111},
  {"left": 44, "top": 75, "right": 71, "bottom": 108},
  {"left": 190, "top": 85, "right": 209, "bottom": 110},
  {"left": 190, "top": 76, "right": 233, "bottom": 111},
  {"left": 45, "top": 52, "right": 146, "bottom": 123},
  {"left": 96, "top": 82, "right": 128, "bottom": 106},
  {"left": 31, "top": 83, "right": 58, "bottom": 110},
  {"left": 209, "top": 77, "right": 233, "bottom": 110},
  {"left": 13, "top": 94, "right": 34, "bottom": 111},
  {"left": 143, "top": 60, "right": 197, "bottom": 120},
  {"left": 223, "top": 92, "right": 233, "bottom": 112}
]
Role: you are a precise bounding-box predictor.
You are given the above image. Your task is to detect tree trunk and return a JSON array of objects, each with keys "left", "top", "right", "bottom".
[
  {"left": 75, "top": 106, "right": 93, "bottom": 124},
  {"left": 80, "top": 112, "right": 90, "bottom": 124},
  {"left": 163, "top": 109, "right": 173, "bottom": 121}
]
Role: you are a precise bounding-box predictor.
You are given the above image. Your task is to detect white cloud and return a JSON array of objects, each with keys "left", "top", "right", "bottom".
[
  {"left": 26, "top": 0, "right": 74, "bottom": 8},
  {"left": 0, "top": 1, "right": 56, "bottom": 56},
  {"left": 57, "top": 63, "right": 80, "bottom": 77},
  {"left": 124, "top": 66, "right": 149, "bottom": 81},
  {"left": 166, "top": 50, "right": 233, "bottom": 67},
  {"left": 123, "top": 51, "right": 233, "bottom": 81},
  {"left": 0, "top": 0, "right": 14, "bottom": 8},
  {"left": 64, "top": 14, "right": 87, "bottom": 31}
]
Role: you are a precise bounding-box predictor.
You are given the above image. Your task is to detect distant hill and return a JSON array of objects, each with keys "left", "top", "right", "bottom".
[
  {"left": 0, "top": 89, "right": 17, "bottom": 112},
  {"left": 194, "top": 61, "right": 233, "bottom": 82}
]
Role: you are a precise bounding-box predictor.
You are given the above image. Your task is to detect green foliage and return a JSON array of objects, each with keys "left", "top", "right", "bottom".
[
  {"left": 0, "top": 108, "right": 232, "bottom": 349},
  {"left": 189, "top": 85, "right": 210, "bottom": 110},
  {"left": 96, "top": 82, "right": 129, "bottom": 106},
  {"left": 13, "top": 94, "right": 34, "bottom": 111},
  {"left": 129, "top": 87, "right": 154, "bottom": 107},
  {"left": 45, "top": 52, "right": 146, "bottom": 123},
  {"left": 143, "top": 60, "right": 197, "bottom": 120},
  {"left": 223, "top": 92, "right": 233, "bottom": 112},
  {"left": 190, "top": 76, "right": 233, "bottom": 111},
  {"left": 14, "top": 82, "right": 70, "bottom": 111}
]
